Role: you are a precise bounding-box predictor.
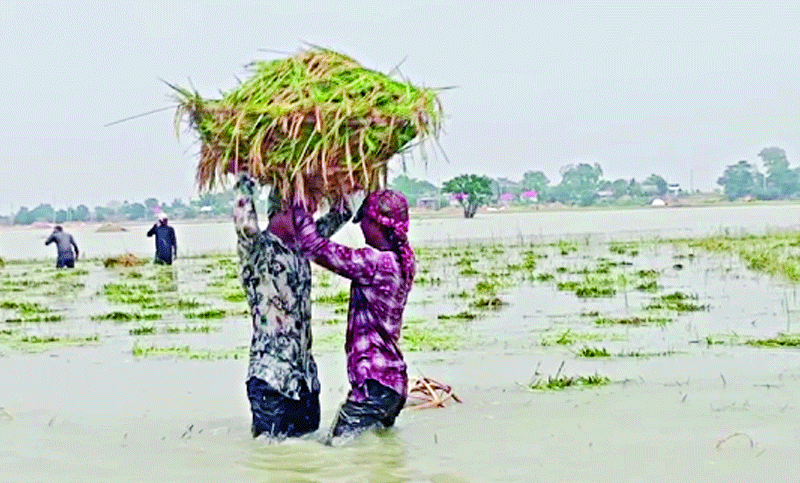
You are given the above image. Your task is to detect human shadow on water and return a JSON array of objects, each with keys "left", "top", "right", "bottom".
[{"left": 244, "top": 430, "right": 412, "bottom": 482}]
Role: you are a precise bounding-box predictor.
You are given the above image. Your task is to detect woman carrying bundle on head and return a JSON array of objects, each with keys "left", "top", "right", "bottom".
[{"left": 291, "top": 190, "right": 415, "bottom": 444}]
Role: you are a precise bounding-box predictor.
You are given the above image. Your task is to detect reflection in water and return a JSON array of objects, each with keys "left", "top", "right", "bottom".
[{"left": 244, "top": 430, "right": 411, "bottom": 483}]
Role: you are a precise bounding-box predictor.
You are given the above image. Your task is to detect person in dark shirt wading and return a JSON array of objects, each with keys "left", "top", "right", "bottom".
[
  {"left": 45, "top": 225, "right": 79, "bottom": 268},
  {"left": 147, "top": 213, "right": 177, "bottom": 265}
]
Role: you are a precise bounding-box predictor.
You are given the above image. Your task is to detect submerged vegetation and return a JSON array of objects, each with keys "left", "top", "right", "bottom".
[{"left": 529, "top": 372, "right": 610, "bottom": 391}]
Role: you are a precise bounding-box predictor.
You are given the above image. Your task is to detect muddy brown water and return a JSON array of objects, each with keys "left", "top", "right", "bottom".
[{"left": 3, "top": 206, "right": 800, "bottom": 482}]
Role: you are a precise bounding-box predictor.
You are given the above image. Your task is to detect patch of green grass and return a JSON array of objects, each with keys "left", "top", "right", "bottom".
[
  {"left": 221, "top": 291, "right": 246, "bottom": 303},
  {"left": 745, "top": 333, "right": 800, "bottom": 347},
  {"left": 575, "top": 285, "right": 616, "bottom": 297},
  {"left": 470, "top": 296, "right": 506, "bottom": 309},
  {"left": 645, "top": 292, "right": 709, "bottom": 312},
  {"left": 531, "top": 272, "right": 555, "bottom": 282},
  {"left": 437, "top": 311, "right": 477, "bottom": 321},
  {"left": 529, "top": 372, "right": 610, "bottom": 390},
  {"left": 184, "top": 309, "right": 229, "bottom": 319},
  {"left": 594, "top": 316, "right": 672, "bottom": 326},
  {"left": 0, "top": 300, "right": 52, "bottom": 315},
  {"left": 635, "top": 280, "right": 659, "bottom": 292},
  {"left": 4, "top": 314, "right": 64, "bottom": 323},
  {"left": 1, "top": 333, "right": 100, "bottom": 351},
  {"left": 164, "top": 324, "right": 219, "bottom": 334},
  {"left": 314, "top": 290, "right": 350, "bottom": 305},
  {"left": 576, "top": 346, "right": 610, "bottom": 357},
  {"left": 617, "top": 350, "right": 681, "bottom": 358},
  {"left": 91, "top": 311, "right": 162, "bottom": 322},
  {"left": 415, "top": 276, "right": 443, "bottom": 286},
  {"left": 176, "top": 298, "right": 203, "bottom": 310},
  {"left": 541, "top": 329, "right": 604, "bottom": 346},
  {"left": 129, "top": 325, "right": 157, "bottom": 335},
  {"left": 608, "top": 242, "right": 639, "bottom": 256},
  {"left": 131, "top": 343, "right": 246, "bottom": 360}
]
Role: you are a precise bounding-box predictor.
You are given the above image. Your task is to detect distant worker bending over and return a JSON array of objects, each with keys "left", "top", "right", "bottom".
[
  {"left": 147, "top": 213, "right": 177, "bottom": 265},
  {"left": 45, "top": 225, "right": 79, "bottom": 268}
]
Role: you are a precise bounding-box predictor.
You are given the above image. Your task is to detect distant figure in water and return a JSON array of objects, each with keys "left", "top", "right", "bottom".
[
  {"left": 45, "top": 225, "right": 79, "bottom": 269},
  {"left": 147, "top": 213, "right": 177, "bottom": 265}
]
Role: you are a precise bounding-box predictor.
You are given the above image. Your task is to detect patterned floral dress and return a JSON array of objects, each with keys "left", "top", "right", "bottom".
[{"left": 233, "top": 176, "right": 350, "bottom": 399}]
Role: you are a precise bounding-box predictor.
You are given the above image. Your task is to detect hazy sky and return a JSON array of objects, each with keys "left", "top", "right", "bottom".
[{"left": 2, "top": 0, "right": 799, "bottom": 211}]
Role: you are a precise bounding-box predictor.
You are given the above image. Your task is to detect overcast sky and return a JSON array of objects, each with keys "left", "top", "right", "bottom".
[{"left": 2, "top": 0, "right": 799, "bottom": 211}]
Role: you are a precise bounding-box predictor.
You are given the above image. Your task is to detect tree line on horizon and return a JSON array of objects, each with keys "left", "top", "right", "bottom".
[{"left": 5, "top": 146, "right": 793, "bottom": 224}]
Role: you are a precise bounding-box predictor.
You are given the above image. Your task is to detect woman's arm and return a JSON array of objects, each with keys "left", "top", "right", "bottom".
[
  {"left": 293, "top": 206, "right": 376, "bottom": 284},
  {"left": 314, "top": 199, "right": 352, "bottom": 239}
]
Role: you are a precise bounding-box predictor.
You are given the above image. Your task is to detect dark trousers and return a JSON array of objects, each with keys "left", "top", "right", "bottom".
[
  {"left": 154, "top": 256, "right": 172, "bottom": 265},
  {"left": 329, "top": 379, "right": 405, "bottom": 442},
  {"left": 56, "top": 257, "right": 75, "bottom": 269},
  {"left": 246, "top": 378, "right": 320, "bottom": 438}
]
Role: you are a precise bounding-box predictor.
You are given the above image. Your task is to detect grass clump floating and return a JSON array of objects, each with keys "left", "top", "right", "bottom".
[
  {"left": 91, "top": 311, "right": 161, "bottom": 322},
  {"left": 103, "top": 253, "right": 147, "bottom": 268},
  {"left": 314, "top": 290, "right": 350, "bottom": 305},
  {"left": 645, "top": 291, "right": 708, "bottom": 312},
  {"left": 529, "top": 372, "right": 610, "bottom": 391},
  {"left": 184, "top": 309, "right": 229, "bottom": 319},
  {"left": 745, "top": 333, "right": 800, "bottom": 348},
  {"left": 594, "top": 315, "right": 672, "bottom": 326},
  {"left": 131, "top": 343, "right": 246, "bottom": 360},
  {"left": 576, "top": 346, "right": 611, "bottom": 357},
  {"left": 171, "top": 47, "right": 443, "bottom": 208}
]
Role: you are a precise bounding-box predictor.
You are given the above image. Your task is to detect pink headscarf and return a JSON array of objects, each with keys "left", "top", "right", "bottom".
[{"left": 355, "top": 190, "right": 415, "bottom": 286}]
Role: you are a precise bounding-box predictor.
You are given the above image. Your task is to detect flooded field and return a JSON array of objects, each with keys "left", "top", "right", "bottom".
[{"left": 3, "top": 210, "right": 800, "bottom": 482}]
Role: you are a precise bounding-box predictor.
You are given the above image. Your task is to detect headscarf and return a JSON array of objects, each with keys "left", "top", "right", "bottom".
[{"left": 354, "top": 190, "right": 415, "bottom": 287}]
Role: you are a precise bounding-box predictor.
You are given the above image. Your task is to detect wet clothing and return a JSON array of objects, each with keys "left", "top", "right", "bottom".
[
  {"left": 45, "top": 230, "right": 78, "bottom": 268},
  {"left": 328, "top": 379, "right": 405, "bottom": 441},
  {"left": 233, "top": 175, "right": 350, "bottom": 436},
  {"left": 146, "top": 224, "right": 177, "bottom": 264},
  {"left": 246, "top": 377, "right": 320, "bottom": 438},
  {"left": 293, "top": 209, "right": 412, "bottom": 403}
]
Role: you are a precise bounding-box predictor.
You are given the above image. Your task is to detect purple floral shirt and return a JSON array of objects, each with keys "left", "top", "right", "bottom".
[{"left": 294, "top": 210, "right": 411, "bottom": 401}]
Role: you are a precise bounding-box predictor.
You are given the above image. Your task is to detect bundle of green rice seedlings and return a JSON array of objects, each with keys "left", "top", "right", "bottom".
[{"left": 171, "top": 47, "right": 442, "bottom": 210}]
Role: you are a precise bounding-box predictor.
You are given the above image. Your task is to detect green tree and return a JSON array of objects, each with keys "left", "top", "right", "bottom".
[
  {"left": 644, "top": 174, "right": 668, "bottom": 196},
  {"left": 55, "top": 209, "right": 68, "bottom": 223},
  {"left": 14, "top": 207, "right": 34, "bottom": 225},
  {"left": 390, "top": 175, "right": 438, "bottom": 207},
  {"left": 555, "top": 163, "right": 602, "bottom": 206},
  {"left": 611, "top": 178, "right": 629, "bottom": 198},
  {"left": 31, "top": 204, "right": 54, "bottom": 222},
  {"left": 759, "top": 147, "right": 797, "bottom": 198},
  {"left": 717, "top": 160, "right": 759, "bottom": 200},
  {"left": 442, "top": 174, "right": 493, "bottom": 218},
  {"left": 521, "top": 171, "right": 549, "bottom": 201},
  {"left": 74, "top": 205, "right": 90, "bottom": 222},
  {"left": 144, "top": 197, "right": 160, "bottom": 211},
  {"left": 122, "top": 202, "right": 147, "bottom": 220}
]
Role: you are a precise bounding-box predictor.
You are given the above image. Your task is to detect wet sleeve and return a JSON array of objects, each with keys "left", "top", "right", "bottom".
[
  {"left": 45, "top": 234, "right": 54, "bottom": 245},
  {"left": 293, "top": 206, "right": 376, "bottom": 284},
  {"left": 70, "top": 235, "right": 78, "bottom": 255},
  {"left": 146, "top": 225, "right": 156, "bottom": 237}
]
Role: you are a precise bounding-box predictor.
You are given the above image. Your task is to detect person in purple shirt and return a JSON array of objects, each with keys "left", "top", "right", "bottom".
[{"left": 292, "top": 190, "right": 415, "bottom": 443}]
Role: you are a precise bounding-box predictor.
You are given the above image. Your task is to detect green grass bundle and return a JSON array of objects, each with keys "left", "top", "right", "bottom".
[{"left": 171, "top": 48, "right": 443, "bottom": 209}]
